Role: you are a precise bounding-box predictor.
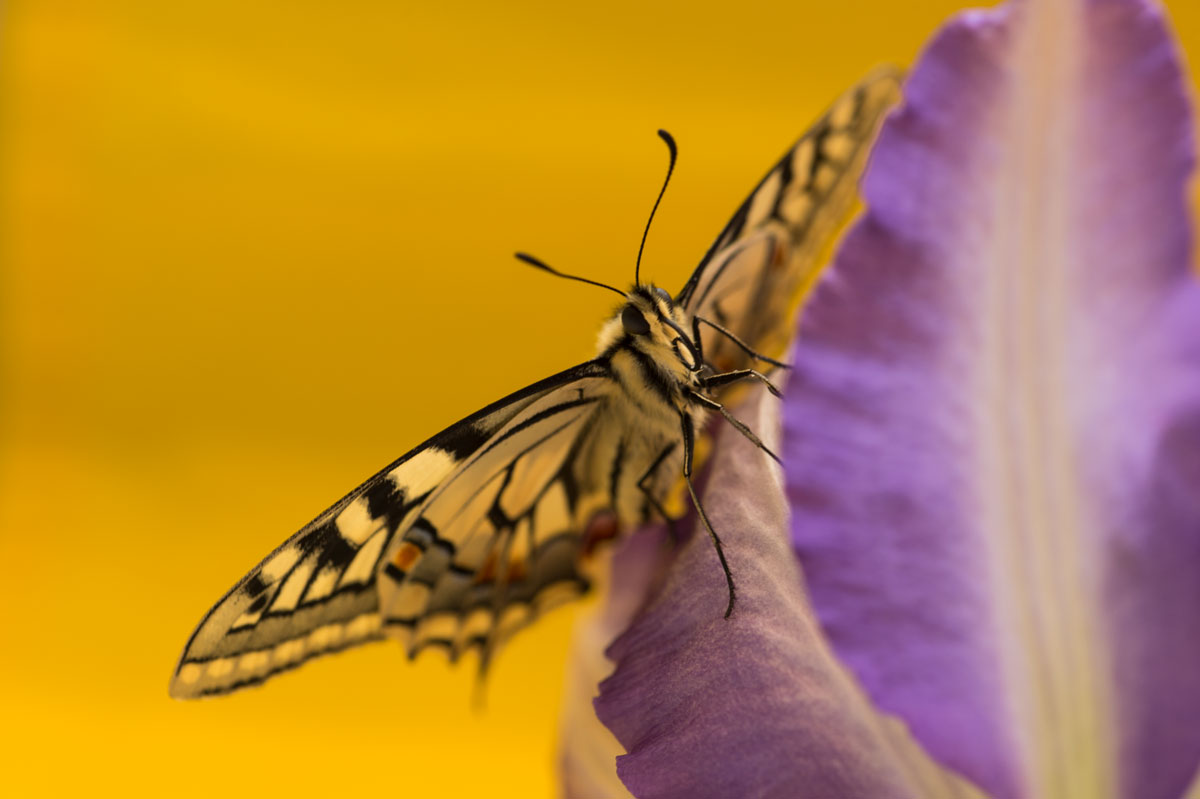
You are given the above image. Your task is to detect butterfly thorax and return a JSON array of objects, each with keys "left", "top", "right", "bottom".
[{"left": 579, "top": 284, "right": 708, "bottom": 530}]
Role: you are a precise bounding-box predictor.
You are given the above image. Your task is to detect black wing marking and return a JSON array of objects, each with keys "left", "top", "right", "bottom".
[
  {"left": 677, "top": 69, "right": 903, "bottom": 374},
  {"left": 375, "top": 371, "right": 618, "bottom": 667},
  {"left": 170, "top": 360, "right": 610, "bottom": 699}
]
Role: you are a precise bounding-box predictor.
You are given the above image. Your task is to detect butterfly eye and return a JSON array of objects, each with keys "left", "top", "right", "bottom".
[
  {"left": 621, "top": 305, "right": 651, "bottom": 336},
  {"left": 654, "top": 287, "right": 673, "bottom": 306}
]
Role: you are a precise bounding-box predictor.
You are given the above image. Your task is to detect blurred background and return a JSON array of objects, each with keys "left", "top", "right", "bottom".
[{"left": 1, "top": 1, "right": 1196, "bottom": 795}]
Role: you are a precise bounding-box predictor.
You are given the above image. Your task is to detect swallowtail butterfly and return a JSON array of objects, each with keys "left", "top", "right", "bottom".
[{"left": 170, "top": 70, "right": 901, "bottom": 699}]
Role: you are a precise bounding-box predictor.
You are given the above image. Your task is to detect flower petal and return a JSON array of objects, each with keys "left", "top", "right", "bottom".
[
  {"left": 783, "top": 1, "right": 1200, "bottom": 797},
  {"left": 597, "top": 387, "right": 987, "bottom": 799},
  {"left": 558, "top": 525, "right": 672, "bottom": 799}
]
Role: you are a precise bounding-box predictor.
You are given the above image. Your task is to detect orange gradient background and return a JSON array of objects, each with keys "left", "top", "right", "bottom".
[{"left": 2, "top": 2, "right": 1197, "bottom": 796}]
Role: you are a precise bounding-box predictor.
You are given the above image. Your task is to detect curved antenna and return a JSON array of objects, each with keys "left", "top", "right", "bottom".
[
  {"left": 515, "top": 252, "right": 627, "bottom": 298},
  {"left": 635, "top": 129, "right": 678, "bottom": 286}
]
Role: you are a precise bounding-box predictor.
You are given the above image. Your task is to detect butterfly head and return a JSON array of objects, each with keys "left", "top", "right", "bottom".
[{"left": 597, "top": 284, "right": 702, "bottom": 378}]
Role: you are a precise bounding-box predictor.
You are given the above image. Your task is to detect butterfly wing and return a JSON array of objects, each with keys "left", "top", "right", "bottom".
[
  {"left": 374, "top": 368, "right": 621, "bottom": 667},
  {"left": 678, "top": 69, "right": 903, "bottom": 374},
  {"left": 170, "top": 360, "right": 610, "bottom": 698},
  {"left": 171, "top": 70, "right": 903, "bottom": 699}
]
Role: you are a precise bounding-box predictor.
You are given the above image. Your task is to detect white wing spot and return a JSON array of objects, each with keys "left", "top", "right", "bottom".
[
  {"left": 744, "top": 168, "right": 783, "bottom": 231},
  {"left": 388, "top": 447, "right": 459, "bottom": 500},
  {"left": 270, "top": 555, "right": 316, "bottom": 613},
  {"left": 345, "top": 612, "right": 381, "bottom": 640},
  {"left": 232, "top": 609, "right": 265, "bottom": 629},
  {"left": 273, "top": 639, "right": 306, "bottom": 665},
  {"left": 791, "top": 139, "right": 815, "bottom": 186},
  {"left": 812, "top": 163, "right": 838, "bottom": 193},
  {"left": 335, "top": 496, "right": 379, "bottom": 545},
  {"left": 820, "top": 132, "right": 854, "bottom": 164},
  {"left": 309, "top": 623, "right": 344, "bottom": 650},
  {"left": 829, "top": 94, "right": 856, "bottom": 128},
  {"left": 177, "top": 663, "right": 203, "bottom": 685},
  {"left": 304, "top": 567, "right": 340, "bottom": 603},
  {"left": 261, "top": 546, "right": 302, "bottom": 583},
  {"left": 238, "top": 651, "right": 269, "bottom": 673},
  {"left": 207, "top": 658, "right": 234, "bottom": 678},
  {"left": 780, "top": 191, "right": 814, "bottom": 228},
  {"left": 339, "top": 528, "right": 387, "bottom": 587}
]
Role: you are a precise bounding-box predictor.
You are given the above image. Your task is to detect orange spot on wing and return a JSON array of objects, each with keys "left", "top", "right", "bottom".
[
  {"left": 393, "top": 542, "right": 422, "bottom": 571},
  {"left": 771, "top": 242, "right": 788, "bottom": 268},
  {"left": 582, "top": 511, "right": 620, "bottom": 558},
  {"left": 506, "top": 559, "right": 528, "bottom": 582},
  {"left": 473, "top": 553, "right": 498, "bottom": 585}
]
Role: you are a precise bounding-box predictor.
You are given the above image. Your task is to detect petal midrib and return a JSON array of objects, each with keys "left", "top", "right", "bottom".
[{"left": 975, "top": 0, "right": 1117, "bottom": 796}]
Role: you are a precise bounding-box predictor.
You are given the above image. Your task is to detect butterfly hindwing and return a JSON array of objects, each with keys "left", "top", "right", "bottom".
[
  {"left": 679, "top": 69, "right": 902, "bottom": 376},
  {"left": 376, "top": 367, "right": 617, "bottom": 664},
  {"left": 169, "top": 361, "right": 610, "bottom": 698}
]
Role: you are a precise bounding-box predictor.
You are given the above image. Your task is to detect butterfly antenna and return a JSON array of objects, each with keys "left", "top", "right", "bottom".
[
  {"left": 515, "top": 252, "right": 627, "bottom": 298},
  {"left": 635, "top": 129, "right": 678, "bottom": 287}
]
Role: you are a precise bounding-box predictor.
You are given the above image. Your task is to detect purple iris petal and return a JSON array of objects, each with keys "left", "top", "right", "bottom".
[
  {"left": 594, "top": 389, "right": 986, "bottom": 798},
  {"left": 559, "top": 525, "right": 672, "bottom": 799},
  {"left": 783, "top": 0, "right": 1200, "bottom": 796}
]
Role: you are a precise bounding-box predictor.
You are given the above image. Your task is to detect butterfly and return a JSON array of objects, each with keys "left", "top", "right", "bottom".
[{"left": 170, "top": 69, "right": 901, "bottom": 699}]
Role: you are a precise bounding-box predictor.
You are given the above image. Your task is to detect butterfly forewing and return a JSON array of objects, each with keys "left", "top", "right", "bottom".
[{"left": 170, "top": 361, "right": 609, "bottom": 698}]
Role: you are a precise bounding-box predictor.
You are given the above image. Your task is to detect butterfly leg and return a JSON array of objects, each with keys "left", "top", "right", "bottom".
[
  {"left": 680, "top": 412, "right": 737, "bottom": 619},
  {"left": 700, "top": 369, "right": 782, "bottom": 397},
  {"left": 689, "top": 314, "right": 707, "bottom": 365},
  {"left": 693, "top": 315, "right": 790, "bottom": 369},
  {"left": 636, "top": 442, "right": 681, "bottom": 542},
  {"left": 688, "top": 391, "right": 781, "bottom": 464}
]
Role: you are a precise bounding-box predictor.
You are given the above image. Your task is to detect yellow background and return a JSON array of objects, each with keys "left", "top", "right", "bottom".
[{"left": 2, "top": 1, "right": 1196, "bottom": 796}]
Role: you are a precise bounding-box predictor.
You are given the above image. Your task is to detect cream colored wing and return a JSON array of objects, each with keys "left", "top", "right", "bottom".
[
  {"left": 170, "top": 360, "right": 611, "bottom": 698},
  {"left": 375, "top": 367, "right": 622, "bottom": 669},
  {"left": 678, "top": 69, "right": 903, "bottom": 375}
]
